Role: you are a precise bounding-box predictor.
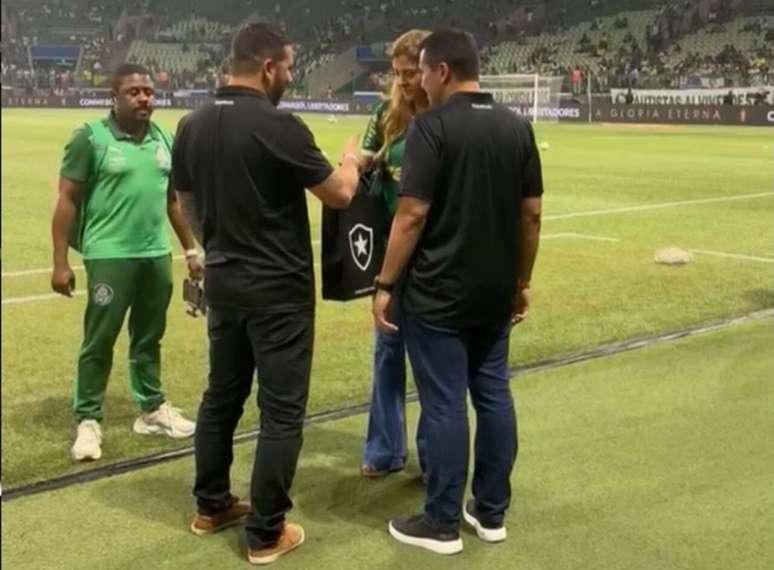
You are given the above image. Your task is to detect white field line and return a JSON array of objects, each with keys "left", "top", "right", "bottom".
[
  {"left": 3, "top": 263, "right": 321, "bottom": 305},
  {"left": 2, "top": 242, "right": 325, "bottom": 278},
  {"left": 1, "top": 233, "right": 613, "bottom": 283},
  {"left": 4, "top": 189, "right": 773, "bottom": 301},
  {"left": 3, "top": 254, "right": 187, "bottom": 278},
  {"left": 544, "top": 192, "right": 774, "bottom": 221},
  {"left": 691, "top": 249, "right": 774, "bottom": 264},
  {"left": 9, "top": 242, "right": 771, "bottom": 306},
  {"left": 6, "top": 191, "right": 770, "bottom": 279},
  {"left": 543, "top": 233, "right": 620, "bottom": 242},
  {"left": 2, "top": 291, "right": 87, "bottom": 305},
  {"left": 2, "top": 232, "right": 617, "bottom": 305},
  {"left": 5, "top": 191, "right": 771, "bottom": 278}
]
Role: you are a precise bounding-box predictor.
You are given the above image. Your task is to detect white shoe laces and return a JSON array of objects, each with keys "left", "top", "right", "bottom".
[
  {"left": 78, "top": 420, "right": 102, "bottom": 443},
  {"left": 153, "top": 402, "right": 190, "bottom": 428}
]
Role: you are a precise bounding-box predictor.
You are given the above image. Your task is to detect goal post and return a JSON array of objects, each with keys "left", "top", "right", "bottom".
[{"left": 479, "top": 73, "right": 564, "bottom": 122}]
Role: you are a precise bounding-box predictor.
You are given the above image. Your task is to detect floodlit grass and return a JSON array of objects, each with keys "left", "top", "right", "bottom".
[
  {"left": 3, "top": 318, "right": 772, "bottom": 569},
  {"left": 2, "top": 109, "right": 773, "bottom": 489}
]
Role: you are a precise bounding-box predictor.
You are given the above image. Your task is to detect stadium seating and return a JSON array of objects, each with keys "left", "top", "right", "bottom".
[
  {"left": 157, "top": 16, "right": 232, "bottom": 43},
  {"left": 483, "top": 7, "right": 772, "bottom": 90},
  {"left": 665, "top": 16, "right": 770, "bottom": 69},
  {"left": 484, "top": 10, "right": 658, "bottom": 75},
  {"left": 6, "top": 0, "right": 120, "bottom": 44},
  {"left": 2, "top": 0, "right": 772, "bottom": 92},
  {"left": 126, "top": 40, "right": 224, "bottom": 74}
]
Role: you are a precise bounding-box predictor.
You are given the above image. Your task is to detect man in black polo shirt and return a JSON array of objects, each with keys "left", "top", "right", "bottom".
[
  {"left": 372, "top": 29, "right": 543, "bottom": 554},
  {"left": 172, "top": 23, "right": 359, "bottom": 565}
]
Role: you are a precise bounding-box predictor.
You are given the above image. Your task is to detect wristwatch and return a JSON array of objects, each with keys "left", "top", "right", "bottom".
[{"left": 373, "top": 277, "right": 394, "bottom": 293}]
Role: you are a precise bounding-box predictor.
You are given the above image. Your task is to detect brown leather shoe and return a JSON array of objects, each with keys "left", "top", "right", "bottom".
[
  {"left": 247, "top": 523, "right": 305, "bottom": 565},
  {"left": 190, "top": 498, "right": 251, "bottom": 536},
  {"left": 360, "top": 464, "right": 405, "bottom": 478}
]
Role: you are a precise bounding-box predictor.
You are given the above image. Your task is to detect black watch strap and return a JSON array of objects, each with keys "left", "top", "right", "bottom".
[{"left": 373, "top": 277, "right": 395, "bottom": 293}]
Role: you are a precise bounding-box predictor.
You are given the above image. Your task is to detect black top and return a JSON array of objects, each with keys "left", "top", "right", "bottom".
[
  {"left": 399, "top": 91, "right": 544, "bottom": 328},
  {"left": 172, "top": 86, "right": 333, "bottom": 312}
]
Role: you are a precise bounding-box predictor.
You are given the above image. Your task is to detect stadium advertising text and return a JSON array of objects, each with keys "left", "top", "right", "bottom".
[
  {"left": 610, "top": 87, "right": 774, "bottom": 106},
  {"left": 509, "top": 104, "right": 588, "bottom": 122},
  {"left": 593, "top": 103, "right": 774, "bottom": 125},
  {"left": 4, "top": 93, "right": 771, "bottom": 125},
  {"left": 278, "top": 100, "right": 351, "bottom": 113}
]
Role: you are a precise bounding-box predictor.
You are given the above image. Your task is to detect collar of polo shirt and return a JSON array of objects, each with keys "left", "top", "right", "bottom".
[{"left": 107, "top": 111, "right": 159, "bottom": 143}]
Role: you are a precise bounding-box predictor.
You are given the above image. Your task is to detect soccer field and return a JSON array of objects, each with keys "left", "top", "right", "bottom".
[
  {"left": 2, "top": 109, "right": 773, "bottom": 569},
  {"left": 2, "top": 109, "right": 772, "bottom": 491},
  {"left": 3, "top": 318, "right": 772, "bottom": 569}
]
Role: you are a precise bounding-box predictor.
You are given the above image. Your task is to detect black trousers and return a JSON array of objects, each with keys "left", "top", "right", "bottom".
[{"left": 193, "top": 306, "right": 314, "bottom": 549}]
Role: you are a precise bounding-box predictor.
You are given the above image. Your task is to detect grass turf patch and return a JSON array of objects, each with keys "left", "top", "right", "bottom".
[
  {"left": 2, "top": 110, "right": 773, "bottom": 488},
  {"left": 3, "top": 318, "right": 772, "bottom": 569}
]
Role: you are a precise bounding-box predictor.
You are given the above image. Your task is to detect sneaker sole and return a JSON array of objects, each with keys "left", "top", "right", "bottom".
[
  {"left": 388, "top": 521, "right": 463, "bottom": 555},
  {"left": 133, "top": 420, "right": 194, "bottom": 439},
  {"left": 462, "top": 509, "right": 507, "bottom": 543},
  {"left": 248, "top": 528, "right": 305, "bottom": 565},
  {"left": 71, "top": 450, "right": 101, "bottom": 462}
]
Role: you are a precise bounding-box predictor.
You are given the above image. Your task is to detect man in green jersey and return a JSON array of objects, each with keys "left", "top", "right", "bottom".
[{"left": 51, "top": 63, "right": 202, "bottom": 461}]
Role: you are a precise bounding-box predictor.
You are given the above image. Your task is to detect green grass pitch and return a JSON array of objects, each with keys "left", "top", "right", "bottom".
[{"left": 1, "top": 108, "right": 772, "bottom": 568}]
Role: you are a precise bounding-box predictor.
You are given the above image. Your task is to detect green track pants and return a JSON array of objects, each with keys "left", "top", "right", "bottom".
[{"left": 73, "top": 255, "right": 173, "bottom": 421}]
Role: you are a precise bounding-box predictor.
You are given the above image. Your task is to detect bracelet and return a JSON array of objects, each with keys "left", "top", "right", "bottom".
[
  {"left": 185, "top": 248, "right": 199, "bottom": 258},
  {"left": 373, "top": 277, "right": 395, "bottom": 293},
  {"left": 517, "top": 278, "right": 530, "bottom": 290}
]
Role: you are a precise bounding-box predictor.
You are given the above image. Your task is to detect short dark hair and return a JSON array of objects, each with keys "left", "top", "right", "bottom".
[
  {"left": 112, "top": 63, "right": 151, "bottom": 92},
  {"left": 230, "top": 22, "right": 291, "bottom": 76},
  {"left": 419, "top": 29, "right": 480, "bottom": 82}
]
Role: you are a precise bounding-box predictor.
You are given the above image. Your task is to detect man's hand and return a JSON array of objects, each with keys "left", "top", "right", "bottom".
[
  {"left": 344, "top": 134, "right": 360, "bottom": 157},
  {"left": 372, "top": 290, "right": 398, "bottom": 334},
  {"left": 339, "top": 134, "right": 361, "bottom": 168},
  {"left": 511, "top": 286, "right": 530, "bottom": 326},
  {"left": 51, "top": 265, "right": 76, "bottom": 297},
  {"left": 186, "top": 253, "right": 204, "bottom": 281}
]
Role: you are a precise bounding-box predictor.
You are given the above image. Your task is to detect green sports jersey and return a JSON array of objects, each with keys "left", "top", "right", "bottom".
[
  {"left": 60, "top": 113, "right": 173, "bottom": 260},
  {"left": 361, "top": 101, "right": 407, "bottom": 217}
]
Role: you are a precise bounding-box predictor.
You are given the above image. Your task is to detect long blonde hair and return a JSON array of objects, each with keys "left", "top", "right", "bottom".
[{"left": 378, "top": 29, "right": 430, "bottom": 161}]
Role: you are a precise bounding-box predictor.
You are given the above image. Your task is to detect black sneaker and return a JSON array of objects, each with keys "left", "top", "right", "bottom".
[
  {"left": 462, "top": 499, "right": 507, "bottom": 543},
  {"left": 388, "top": 514, "right": 463, "bottom": 555}
]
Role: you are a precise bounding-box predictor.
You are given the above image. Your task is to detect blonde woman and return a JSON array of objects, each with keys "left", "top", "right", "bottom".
[{"left": 359, "top": 29, "right": 430, "bottom": 479}]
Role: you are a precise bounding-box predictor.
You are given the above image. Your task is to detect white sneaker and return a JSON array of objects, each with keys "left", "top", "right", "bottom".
[
  {"left": 133, "top": 402, "right": 195, "bottom": 439},
  {"left": 462, "top": 499, "right": 507, "bottom": 543},
  {"left": 71, "top": 420, "right": 103, "bottom": 461}
]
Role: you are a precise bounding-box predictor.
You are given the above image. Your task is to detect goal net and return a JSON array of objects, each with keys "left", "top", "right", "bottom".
[{"left": 480, "top": 74, "right": 564, "bottom": 122}]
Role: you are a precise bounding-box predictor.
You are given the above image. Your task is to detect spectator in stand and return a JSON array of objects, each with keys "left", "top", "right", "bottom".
[{"left": 571, "top": 68, "right": 582, "bottom": 95}]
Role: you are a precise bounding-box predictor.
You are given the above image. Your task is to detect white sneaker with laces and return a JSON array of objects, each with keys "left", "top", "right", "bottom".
[
  {"left": 71, "top": 420, "right": 103, "bottom": 461},
  {"left": 133, "top": 402, "right": 195, "bottom": 439},
  {"left": 462, "top": 499, "right": 507, "bottom": 543}
]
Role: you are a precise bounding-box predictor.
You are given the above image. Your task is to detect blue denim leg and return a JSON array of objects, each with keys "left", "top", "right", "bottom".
[
  {"left": 403, "top": 313, "right": 470, "bottom": 530},
  {"left": 416, "top": 411, "right": 428, "bottom": 476},
  {"left": 363, "top": 315, "right": 408, "bottom": 472},
  {"left": 468, "top": 325, "right": 517, "bottom": 526}
]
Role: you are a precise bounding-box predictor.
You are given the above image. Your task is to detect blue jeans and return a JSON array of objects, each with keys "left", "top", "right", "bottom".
[
  {"left": 403, "top": 312, "right": 518, "bottom": 530},
  {"left": 363, "top": 302, "right": 427, "bottom": 473}
]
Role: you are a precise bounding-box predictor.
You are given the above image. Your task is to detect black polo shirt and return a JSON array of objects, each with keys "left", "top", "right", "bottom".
[
  {"left": 172, "top": 86, "right": 333, "bottom": 312},
  {"left": 399, "top": 91, "right": 544, "bottom": 328}
]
